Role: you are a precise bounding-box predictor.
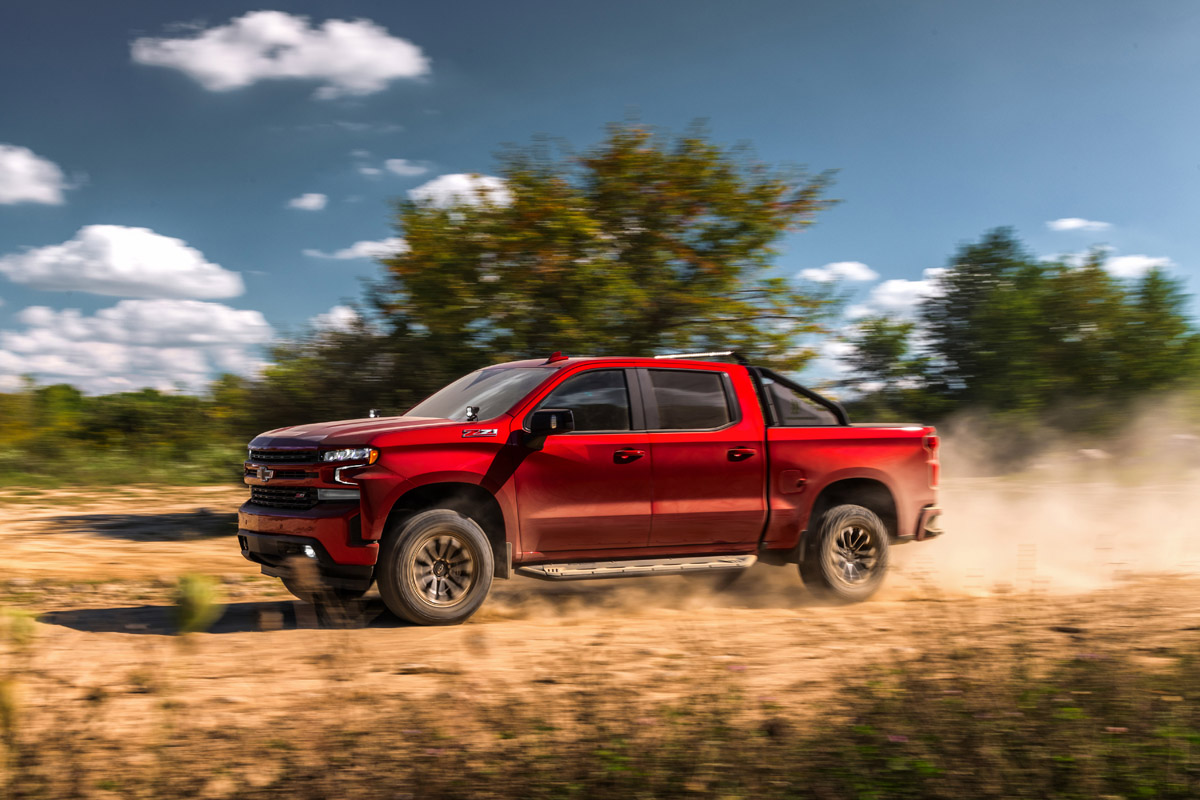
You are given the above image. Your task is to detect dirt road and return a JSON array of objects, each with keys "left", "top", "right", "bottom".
[
  {"left": 3, "top": 479, "right": 1200, "bottom": 799},
  {"left": 3, "top": 479, "right": 1200, "bottom": 723}
]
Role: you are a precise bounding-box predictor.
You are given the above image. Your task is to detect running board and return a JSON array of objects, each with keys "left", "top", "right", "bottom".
[{"left": 516, "top": 554, "right": 757, "bottom": 581}]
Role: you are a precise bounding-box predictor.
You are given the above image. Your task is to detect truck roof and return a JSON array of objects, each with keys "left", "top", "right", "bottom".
[{"left": 491, "top": 353, "right": 744, "bottom": 370}]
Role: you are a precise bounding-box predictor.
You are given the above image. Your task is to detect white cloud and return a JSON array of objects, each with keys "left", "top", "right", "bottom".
[
  {"left": 800, "top": 261, "right": 879, "bottom": 283},
  {"left": 1105, "top": 254, "right": 1173, "bottom": 278},
  {"left": 0, "top": 299, "right": 272, "bottom": 394},
  {"left": 358, "top": 166, "right": 383, "bottom": 177},
  {"left": 311, "top": 305, "right": 359, "bottom": 333},
  {"left": 295, "top": 121, "right": 404, "bottom": 134},
  {"left": 131, "top": 11, "right": 430, "bottom": 99},
  {"left": 1044, "top": 248, "right": 1173, "bottom": 278},
  {"left": 0, "top": 225, "right": 243, "bottom": 299},
  {"left": 408, "top": 173, "right": 512, "bottom": 208},
  {"left": 1047, "top": 217, "right": 1111, "bottom": 232},
  {"left": 288, "top": 192, "right": 327, "bottom": 210},
  {"left": 847, "top": 268, "right": 945, "bottom": 319},
  {"left": 385, "top": 158, "right": 428, "bottom": 177},
  {"left": 303, "top": 237, "right": 407, "bottom": 260},
  {"left": 0, "top": 144, "right": 72, "bottom": 205},
  {"left": 805, "top": 338, "right": 856, "bottom": 380}
]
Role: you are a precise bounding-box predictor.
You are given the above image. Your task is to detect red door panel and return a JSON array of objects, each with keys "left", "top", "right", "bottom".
[
  {"left": 514, "top": 433, "right": 653, "bottom": 553},
  {"left": 647, "top": 430, "right": 765, "bottom": 546}
]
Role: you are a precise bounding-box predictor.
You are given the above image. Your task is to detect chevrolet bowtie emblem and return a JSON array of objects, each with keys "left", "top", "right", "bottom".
[{"left": 257, "top": 466, "right": 275, "bottom": 483}]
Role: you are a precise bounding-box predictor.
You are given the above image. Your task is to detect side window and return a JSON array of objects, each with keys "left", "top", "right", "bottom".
[
  {"left": 762, "top": 376, "right": 838, "bottom": 426},
  {"left": 536, "top": 370, "right": 631, "bottom": 432},
  {"left": 647, "top": 369, "right": 732, "bottom": 430}
]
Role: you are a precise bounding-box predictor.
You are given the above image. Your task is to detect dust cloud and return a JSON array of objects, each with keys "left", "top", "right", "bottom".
[{"left": 888, "top": 402, "right": 1200, "bottom": 599}]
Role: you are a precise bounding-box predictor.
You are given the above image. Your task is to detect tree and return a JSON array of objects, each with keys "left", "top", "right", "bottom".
[
  {"left": 1120, "top": 267, "right": 1199, "bottom": 392},
  {"left": 377, "top": 123, "right": 837, "bottom": 375},
  {"left": 839, "top": 317, "right": 949, "bottom": 421},
  {"left": 916, "top": 228, "right": 1198, "bottom": 425}
]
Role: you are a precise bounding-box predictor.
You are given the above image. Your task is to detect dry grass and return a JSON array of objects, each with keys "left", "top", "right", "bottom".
[{"left": 2, "top": 578, "right": 1199, "bottom": 799}]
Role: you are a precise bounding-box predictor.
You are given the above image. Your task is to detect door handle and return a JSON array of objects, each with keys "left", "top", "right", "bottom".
[
  {"left": 613, "top": 448, "right": 646, "bottom": 464},
  {"left": 727, "top": 447, "right": 757, "bottom": 462}
]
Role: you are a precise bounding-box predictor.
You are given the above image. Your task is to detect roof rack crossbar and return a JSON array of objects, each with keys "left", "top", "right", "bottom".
[{"left": 653, "top": 351, "right": 748, "bottom": 365}]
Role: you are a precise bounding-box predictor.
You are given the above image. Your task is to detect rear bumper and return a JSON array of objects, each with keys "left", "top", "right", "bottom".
[
  {"left": 239, "top": 530, "right": 374, "bottom": 590},
  {"left": 916, "top": 505, "right": 944, "bottom": 540}
]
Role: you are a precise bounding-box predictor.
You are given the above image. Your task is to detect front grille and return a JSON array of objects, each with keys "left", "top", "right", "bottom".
[
  {"left": 249, "top": 448, "right": 318, "bottom": 464},
  {"left": 244, "top": 468, "right": 311, "bottom": 480},
  {"left": 250, "top": 486, "right": 318, "bottom": 510}
]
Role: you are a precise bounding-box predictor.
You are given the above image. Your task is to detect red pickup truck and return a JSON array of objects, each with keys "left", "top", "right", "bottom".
[{"left": 239, "top": 353, "right": 942, "bottom": 624}]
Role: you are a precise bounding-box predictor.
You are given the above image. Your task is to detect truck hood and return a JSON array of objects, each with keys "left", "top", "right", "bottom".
[{"left": 251, "top": 416, "right": 451, "bottom": 448}]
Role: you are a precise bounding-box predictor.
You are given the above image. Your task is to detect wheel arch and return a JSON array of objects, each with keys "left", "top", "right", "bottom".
[
  {"left": 798, "top": 477, "right": 898, "bottom": 562},
  {"left": 385, "top": 482, "right": 509, "bottom": 578}
]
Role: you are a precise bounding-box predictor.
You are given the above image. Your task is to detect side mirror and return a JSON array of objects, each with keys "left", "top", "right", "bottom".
[
  {"left": 527, "top": 408, "right": 575, "bottom": 436},
  {"left": 524, "top": 408, "right": 575, "bottom": 449}
]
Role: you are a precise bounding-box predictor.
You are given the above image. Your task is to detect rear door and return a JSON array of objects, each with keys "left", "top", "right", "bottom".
[
  {"left": 513, "top": 368, "right": 653, "bottom": 554},
  {"left": 640, "top": 367, "right": 767, "bottom": 547}
]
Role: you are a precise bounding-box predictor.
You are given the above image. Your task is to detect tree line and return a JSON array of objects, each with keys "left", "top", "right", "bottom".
[
  {"left": 1, "top": 123, "right": 1195, "bottom": 484},
  {"left": 843, "top": 227, "right": 1199, "bottom": 432}
]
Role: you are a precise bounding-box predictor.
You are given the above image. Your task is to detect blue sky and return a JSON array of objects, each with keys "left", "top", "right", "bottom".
[{"left": 1, "top": 0, "right": 1197, "bottom": 392}]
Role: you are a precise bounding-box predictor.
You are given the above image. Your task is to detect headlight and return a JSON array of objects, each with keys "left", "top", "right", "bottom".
[{"left": 321, "top": 447, "right": 379, "bottom": 464}]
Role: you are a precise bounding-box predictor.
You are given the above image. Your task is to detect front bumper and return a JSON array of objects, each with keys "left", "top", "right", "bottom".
[
  {"left": 238, "top": 500, "right": 379, "bottom": 565},
  {"left": 239, "top": 530, "right": 374, "bottom": 591},
  {"left": 239, "top": 499, "right": 379, "bottom": 590}
]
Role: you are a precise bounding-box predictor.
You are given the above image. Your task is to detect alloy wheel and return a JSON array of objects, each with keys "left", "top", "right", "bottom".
[{"left": 408, "top": 533, "right": 478, "bottom": 607}]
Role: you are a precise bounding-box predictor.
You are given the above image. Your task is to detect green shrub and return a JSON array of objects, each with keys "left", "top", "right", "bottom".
[{"left": 172, "top": 574, "right": 224, "bottom": 634}]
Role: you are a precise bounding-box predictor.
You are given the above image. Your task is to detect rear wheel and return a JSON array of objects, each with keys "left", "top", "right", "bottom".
[
  {"left": 377, "top": 509, "right": 494, "bottom": 625},
  {"left": 800, "top": 504, "right": 889, "bottom": 602}
]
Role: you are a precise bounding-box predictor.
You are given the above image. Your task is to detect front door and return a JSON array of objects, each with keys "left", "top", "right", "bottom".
[{"left": 513, "top": 368, "right": 653, "bottom": 555}]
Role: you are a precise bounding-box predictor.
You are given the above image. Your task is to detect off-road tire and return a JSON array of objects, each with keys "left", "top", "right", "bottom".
[
  {"left": 800, "top": 503, "right": 889, "bottom": 603},
  {"left": 377, "top": 509, "right": 494, "bottom": 625}
]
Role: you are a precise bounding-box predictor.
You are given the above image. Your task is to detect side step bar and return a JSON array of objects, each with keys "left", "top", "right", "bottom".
[{"left": 517, "top": 554, "right": 757, "bottom": 581}]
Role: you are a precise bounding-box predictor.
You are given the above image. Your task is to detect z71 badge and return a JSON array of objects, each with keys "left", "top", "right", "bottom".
[{"left": 461, "top": 428, "right": 499, "bottom": 438}]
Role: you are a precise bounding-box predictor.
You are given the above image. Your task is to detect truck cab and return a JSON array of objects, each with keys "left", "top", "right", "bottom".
[{"left": 239, "top": 353, "right": 942, "bottom": 624}]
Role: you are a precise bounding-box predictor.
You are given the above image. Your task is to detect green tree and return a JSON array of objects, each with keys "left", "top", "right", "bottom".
[
  {"left": 1120, "top": 267, "right": 1198, "bottom": 392},
  {"left": 839, "top": 316, "right": 943, "bottom": 420},
  {"left": 842, "top": 317, "right": 919, "bottom": 389},
  {"left": 378, "top": 122, "right": 837, "bottom": 376},
  {"left": 246, "top": 322, "right": 431, "bottom": 430},
  {"left": 917, "top": 228, "right": 1198, "bottom": 425}
]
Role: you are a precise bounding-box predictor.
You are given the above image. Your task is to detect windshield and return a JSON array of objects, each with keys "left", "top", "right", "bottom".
[{"left": 407, "top": 367, "right": 551, "bottom": 421}]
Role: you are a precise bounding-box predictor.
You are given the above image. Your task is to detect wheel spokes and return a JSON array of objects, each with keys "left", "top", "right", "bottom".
[
  {"left": 410, "top": 532, "right": 476, "bottom": 607},
  {"left": 829, "top": 524, "right": 880, "bottom": 586}
]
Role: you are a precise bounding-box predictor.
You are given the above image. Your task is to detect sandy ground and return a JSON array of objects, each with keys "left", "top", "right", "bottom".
[{"left": 3, "top": 478, "right": 1200, "bottom": 745}]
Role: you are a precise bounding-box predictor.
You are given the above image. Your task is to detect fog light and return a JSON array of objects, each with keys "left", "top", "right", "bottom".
[
  {"left": 317, "top": 488, "right": 361, "bottom": 501},
  {"left": 302, "top": 545, "right": 317, "bottom": 558}
]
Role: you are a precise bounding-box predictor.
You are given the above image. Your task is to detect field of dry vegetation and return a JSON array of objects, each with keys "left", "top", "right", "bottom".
[{"left": 2, "top": 464, "right": 1199, "bottom": 798}]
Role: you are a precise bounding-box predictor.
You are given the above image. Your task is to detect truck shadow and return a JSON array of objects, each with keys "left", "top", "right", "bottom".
[
  {"left": 40, "top": 597, "right": 409, "bottom": 635},
  {"left": 47, "top": 510, "right": 238, "bottom": 541}
]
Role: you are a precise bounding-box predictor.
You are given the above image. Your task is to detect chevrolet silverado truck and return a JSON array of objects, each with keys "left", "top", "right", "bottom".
[{"left": 239, "top": 352, "right": 942, "bottom": 624}]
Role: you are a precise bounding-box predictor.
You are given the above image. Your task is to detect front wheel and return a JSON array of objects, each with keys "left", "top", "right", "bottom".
[
  {"left": 377, "top": 509, "right": 494, "bottom": 625},
  {"left": 800, "top": 504, "right": 889, "bottom": 603}
]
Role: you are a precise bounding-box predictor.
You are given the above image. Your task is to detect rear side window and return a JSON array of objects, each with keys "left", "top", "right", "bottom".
[
  {"left": 647, "top": 369, "right": 732, "bottom": 430},
  {"left": 761, "top": 376, "right": 838, "bottom": 426},
  {"left": 536, "top": 370, "right": 631, "bottom": 431}
]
